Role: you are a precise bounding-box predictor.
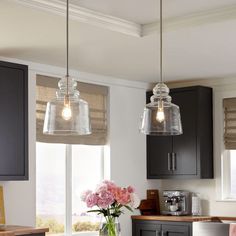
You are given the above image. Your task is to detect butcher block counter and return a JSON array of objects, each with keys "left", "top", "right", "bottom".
[
  {"left": 0, "top": 226, "right": 49, "bottom": 236},
  {"left": 131, "top": 215, "right": 236, "bottom": 222}
]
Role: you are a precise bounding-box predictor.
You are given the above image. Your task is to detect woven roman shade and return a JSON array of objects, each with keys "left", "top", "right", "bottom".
[
  {"left": 36, "top": 75, "right": 108, "bottom": 145},
  {"left": 224, "top": 97, "right": 236, "bottom": 150}
]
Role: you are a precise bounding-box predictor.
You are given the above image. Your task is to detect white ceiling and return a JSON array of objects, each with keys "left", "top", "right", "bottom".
[{"left": 1, "top": 0, "right": 236, "bottom": 83}]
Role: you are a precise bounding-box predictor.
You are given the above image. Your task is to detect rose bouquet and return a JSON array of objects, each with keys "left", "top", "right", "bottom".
[{"left": 81, "top": 180, "right": 140, "bottom": 236}]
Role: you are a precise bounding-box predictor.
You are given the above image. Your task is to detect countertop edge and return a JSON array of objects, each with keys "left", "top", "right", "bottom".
[
  {"left": 0, "top": 226, "right": 49, "bottom": 236},
  {"left": 131, "top": 215, "right": 236, "bottom": 222}
]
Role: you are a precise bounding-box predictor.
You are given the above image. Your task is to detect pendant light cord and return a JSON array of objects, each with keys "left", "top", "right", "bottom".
[
  {"left": 66, "top": 0, "right": 69, "bottom": 96},
  {"left": 160, "top": 0, "right": 163, "bottom": 84}
]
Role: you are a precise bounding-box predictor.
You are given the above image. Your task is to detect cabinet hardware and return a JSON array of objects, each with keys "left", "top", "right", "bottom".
[
  {"left": 167, "top": 153, "right": 172, "bottom": 171},
  {"left": 172, "top": 152, "right": 176, "bottom": 171},
  {"left": 161, "top": 230, "right": 165, "bottom": 236}
]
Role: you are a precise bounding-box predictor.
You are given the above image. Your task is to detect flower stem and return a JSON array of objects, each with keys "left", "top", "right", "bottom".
[{"left": 105, "top": 216, "right": 116, "bottom": 236}]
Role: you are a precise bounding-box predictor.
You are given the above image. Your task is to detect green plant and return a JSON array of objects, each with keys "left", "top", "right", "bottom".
[
  {"left": 73, "top": 221, "right": 99, "bottom": 232},
  {"left": 36, "top": 216, "right": 64, "bottom": 234}
]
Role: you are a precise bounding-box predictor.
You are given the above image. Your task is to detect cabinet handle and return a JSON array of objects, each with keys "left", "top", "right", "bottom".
[
  {"left": 167, "top": 153, "right": 172, "bottom": 171},
  {"left": 161, "top": 230, "right": 165, "bottom": 236},
  {"left": 172, "top": 152, "right": 176, "bottom": 171},
  {"left": 156, "top": 231, "right": 162, "bottom": 236}
]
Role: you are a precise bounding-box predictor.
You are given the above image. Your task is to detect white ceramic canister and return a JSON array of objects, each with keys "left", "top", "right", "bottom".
[{"left": 192, "top": 193, "right": 201, "bottom": 216}]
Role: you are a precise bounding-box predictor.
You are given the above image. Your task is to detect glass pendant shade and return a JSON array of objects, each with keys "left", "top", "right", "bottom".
[
  {"left": 43, "top": 77, "right": 91, "bottom": 135},
  {"left": 140, "top": 83, "right": 182, "bottom": 135}
]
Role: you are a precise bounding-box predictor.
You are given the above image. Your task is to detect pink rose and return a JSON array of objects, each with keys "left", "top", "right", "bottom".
[
  {"left": 81, "top": 190, "right": 92, "bottom": 202},
  {"left": 96, "top": 183, "right": 108, "bottom": 193},
  {"left": 102, "top": 180, "right": 117, "bottom": 189},
  {"left": 127, "top": 186, "right": 135, "bottom": 193},
  {"left": 106, "top": 181, "right": 119, "bottom": 195},
  {"left": 96, "top": 180, "right": 118, "bottom": 197},
  {"left": 114, "top": 187, "right": 131, "bottom": 205},
  {"left": 97, "top": 190, "right": 114, "bottom": 208},
  {"left": 86, "top": 193, "right": 98, "bottom": 208}
]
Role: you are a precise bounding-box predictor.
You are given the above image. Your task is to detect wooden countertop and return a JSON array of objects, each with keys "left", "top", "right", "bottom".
[
  {"left": 0, "top": 226, "right": 49, "bottom": 236},
  {"left": 131, "top": 215, "right": 236, "bottom": 222}
]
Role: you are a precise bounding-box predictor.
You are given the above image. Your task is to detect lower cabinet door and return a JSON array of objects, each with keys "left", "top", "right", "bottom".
[
  {"left": 135, "top": 223, "right": 161, "bottom": 236},
  {"left": 162, "top": 224, "right": 190, "bottom": 236},
  {"left": 132, "top": 220, "right": 192, "bottom": 236}
]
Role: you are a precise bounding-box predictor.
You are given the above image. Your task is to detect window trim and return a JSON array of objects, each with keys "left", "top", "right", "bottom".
[
  {"left": 73, "top": 233, "right": 98, "bottom": 236},
  {"left": 65, "top": 145, "right": 72, "bottom": 236},
  {"left": 222, "top": 150, "right": 231, "bottom": 199}
]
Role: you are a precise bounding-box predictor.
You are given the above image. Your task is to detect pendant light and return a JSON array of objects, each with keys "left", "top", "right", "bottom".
[
  {"left": 43, "top": 0, "right": 91, "bottom": 135},
  {"left": 140, "top": 0, "right": 182, "bottom": 135}
]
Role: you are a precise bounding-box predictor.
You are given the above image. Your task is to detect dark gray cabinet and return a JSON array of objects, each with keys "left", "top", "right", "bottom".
[
  {"left": 162, "top": 224, "right": 190, "bottom": 236},
  {"left": 135, "top": 222, "right": 161, "bottom": 236},
  {"left": 133, "top": 220, "right": 192, "bottom": 236},
  {"left": 147, "top": 86, "right": 213, "bottom": 179},
  {"left": 0, "top": 61, "right": 28, "bottom": 180}
]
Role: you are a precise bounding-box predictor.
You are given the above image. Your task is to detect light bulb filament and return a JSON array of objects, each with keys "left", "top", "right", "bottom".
[
  {"left": 156, "top": 100, "right": 165, "bottom": 122},
  {"left": 62, "top": 95, "right": 72, "bottom": 120}
]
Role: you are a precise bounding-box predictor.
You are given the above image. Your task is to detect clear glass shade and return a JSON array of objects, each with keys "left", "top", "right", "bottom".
[
  {"left": 43, "top": 77, "right": 91, "bottom": 135},
  {"left": 140, "top": 83, "right": 183, "bottom": 135}
]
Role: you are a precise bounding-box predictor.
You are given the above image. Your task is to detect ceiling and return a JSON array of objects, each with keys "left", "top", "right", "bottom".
[{"left": 0, "top": 0, "right": 236, "bottom": 83}]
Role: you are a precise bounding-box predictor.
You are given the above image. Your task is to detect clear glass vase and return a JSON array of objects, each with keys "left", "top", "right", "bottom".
[{"left": 99, "top": 217, "right": 121, "bottom": 236}]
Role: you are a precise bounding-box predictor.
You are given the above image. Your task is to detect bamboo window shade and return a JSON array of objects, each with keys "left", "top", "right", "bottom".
[
  {"left": 36, "top": 75, "right": 108, "bottom": 145},
  {"left": 224, "top": 97, "right": 236, "bottom": 150}
]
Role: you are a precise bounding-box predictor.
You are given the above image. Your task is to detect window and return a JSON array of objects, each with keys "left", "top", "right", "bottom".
[
  {"left": 220, "top": 96, "right": 236, "bottom": 200},
  {"left": 36, "top": 142, "right": 105, "bottom": 235}
]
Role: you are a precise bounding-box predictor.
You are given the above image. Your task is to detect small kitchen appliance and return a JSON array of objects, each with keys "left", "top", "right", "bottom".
[{"left": 162, "top": 190, "right": 191, "bottom": 216}]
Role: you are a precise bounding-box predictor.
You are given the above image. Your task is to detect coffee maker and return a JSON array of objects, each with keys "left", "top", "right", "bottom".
[{"left": 162, "top": 190, "right": 191, "bottom": 216}]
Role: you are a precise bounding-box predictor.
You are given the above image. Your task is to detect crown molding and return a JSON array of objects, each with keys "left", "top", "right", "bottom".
[
  {"left": 14, "top": 0, "right": 236, "bottom": 37},
  {"left": 0, "top": 56, "right": 150, "bottom": 89},
  {"left": 14, "top": 0, "right": 142, "bottom": 37},
  {"left": 142, "top": 4, "right": 236, "bottom": 36},
  {"left": 167, "top": 77, "right": 236, "bottom": 92}
]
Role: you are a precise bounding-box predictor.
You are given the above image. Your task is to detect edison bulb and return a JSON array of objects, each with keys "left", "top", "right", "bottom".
[
  {"left": 62, "top": 105, "right": 72, "bottom": 120},
  {"left": 156, "top": 107, "right": 165, "bottom": 122},
  {"left": 156, "top": 100, "right": 165, "bottom": 122}
]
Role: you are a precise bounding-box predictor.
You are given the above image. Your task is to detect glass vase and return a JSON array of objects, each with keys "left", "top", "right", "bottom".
[{"left": 99, "top": 217, "right": 121, "bottom": 236}]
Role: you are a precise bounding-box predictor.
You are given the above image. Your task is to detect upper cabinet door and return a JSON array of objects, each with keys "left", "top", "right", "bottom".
[
  {"left": 0, "top": 61, "right": 28, "bottom": 180},
  {"left": 147, "top": 136, "right": 173, "bottom": 178},
  {"left": 146, "top": 91, "right": 173, "bottom": 178},
  {"left": 171, "top": 88, "right": 198, "bottom": 176}
]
